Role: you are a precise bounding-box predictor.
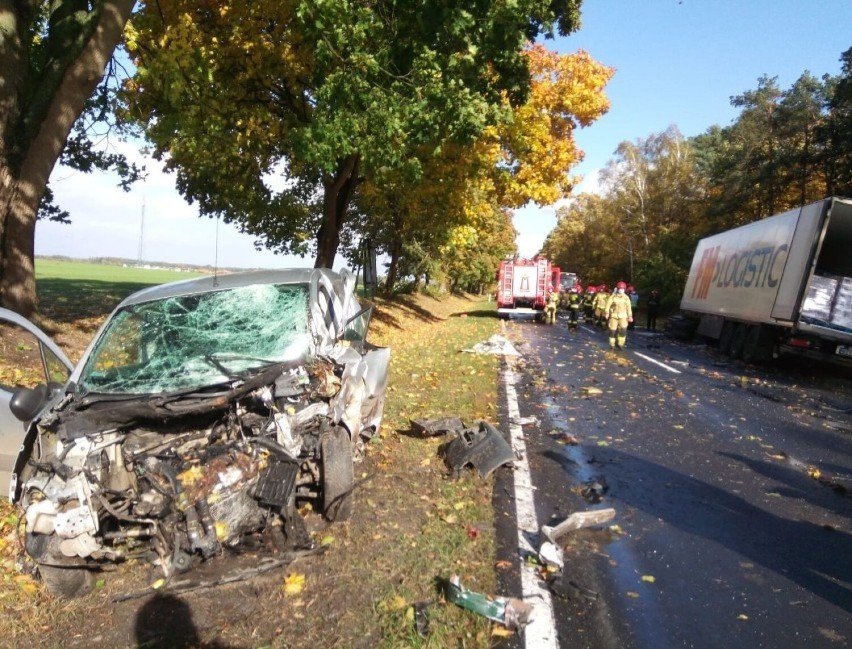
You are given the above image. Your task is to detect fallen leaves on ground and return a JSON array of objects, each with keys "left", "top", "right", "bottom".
[{"left": 282, "top": 573, "right": 306, "bottom": 595}]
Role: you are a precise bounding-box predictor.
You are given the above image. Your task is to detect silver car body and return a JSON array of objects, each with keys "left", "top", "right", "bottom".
[
  {"left": 2, "top": 268, "right": 389, "bottom": 597},
  {"left": 0, "top": 308, "right": 74, "bottom": 492}
]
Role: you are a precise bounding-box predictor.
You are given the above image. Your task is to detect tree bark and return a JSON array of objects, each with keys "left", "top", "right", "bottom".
[
  {"left": 0, "top": 0, "right": 134, "bottom": 317},
  {"left": 315, "top": 154, "right": 360, "bottom": 269},
  {"left": 383, "top": 236, "right": 403, "bottom": 294}
]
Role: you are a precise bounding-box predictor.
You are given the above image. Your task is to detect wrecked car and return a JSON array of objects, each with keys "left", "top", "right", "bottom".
[{"left": 1, "top": 268, "right": 389, "bottom": 598}]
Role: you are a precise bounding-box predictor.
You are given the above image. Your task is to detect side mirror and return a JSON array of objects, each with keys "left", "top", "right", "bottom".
[{"left": 10, "top": 384, "right": 49, "bottom": 422}]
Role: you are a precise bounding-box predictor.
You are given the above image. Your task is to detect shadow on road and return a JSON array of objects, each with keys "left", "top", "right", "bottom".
[{"left": 560, "top": 446, "right": 852, "bottom": 613}]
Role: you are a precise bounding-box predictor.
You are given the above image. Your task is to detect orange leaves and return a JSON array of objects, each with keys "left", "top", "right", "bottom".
[
  {"left": 526, "top": 45, "right": 615, "bottom": 127},
  {"left": 497, "top": 45, "right": 614, "bottom": 207}
]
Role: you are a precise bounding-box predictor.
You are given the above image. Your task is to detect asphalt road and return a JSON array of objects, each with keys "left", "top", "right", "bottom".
[{"left": 495, "top": 314, "right": 852, "bottom": 649}]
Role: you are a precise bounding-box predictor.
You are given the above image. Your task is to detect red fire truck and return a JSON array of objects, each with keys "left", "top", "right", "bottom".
[{"left": 497, "top": 257, "right": 561, "bottom": 319}]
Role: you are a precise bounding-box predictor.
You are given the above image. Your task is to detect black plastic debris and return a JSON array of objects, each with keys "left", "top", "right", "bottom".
[
  {"left": 580, "top": 477, "right": 608, "bottom": 503},
  {"left": 442, "top": 420, "right": 515, "bottom": 478},
  {"left": 254, "top": 461, "right": 299, "bottom": 507},
  {"left": 413, "top": 600, "right": 432, "bottom": 637},
  {"left": 410, "top": 417, "right": 466, "bottom": 437}
]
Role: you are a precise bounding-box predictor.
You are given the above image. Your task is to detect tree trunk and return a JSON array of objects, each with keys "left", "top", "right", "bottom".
[
  {"left": 383, "top": 236, "right": 403, "bottom": 294},
  {"left": 0, "top": 0, "right": 134, "bottom": 317},
  {"left": 315, "top": 154, "right": 360, "bottom": 269}
]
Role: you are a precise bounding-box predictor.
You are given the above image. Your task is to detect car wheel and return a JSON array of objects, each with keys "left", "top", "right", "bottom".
[
  {"left": 321, "top": 426, "right": 354, "bottom": 522},
  {"left": 718, "top": 320, "right": 736, "bottom": 355},
  {"left": 730, "top": 323, "right": 748, "bottom": 359},
  {"left": 742, "top": 325, "right": 763, "bottom": 363},
  {"left": 38, "top": 564, "right": 95, "bottom": 599}
]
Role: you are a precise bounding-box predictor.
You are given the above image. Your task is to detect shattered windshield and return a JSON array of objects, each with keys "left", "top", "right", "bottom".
[{"left": 77, "top": 283, "right": 312, "bottom": 395}]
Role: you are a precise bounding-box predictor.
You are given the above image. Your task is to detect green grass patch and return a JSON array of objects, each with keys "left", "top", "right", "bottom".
[
  {"left": 36, "top": 258, "right": 206, "bottom": 283},
  {"left": 34, "top": 258, "right": 207, "bottom": 327},
  {"left": 355, "top": 296, "right": 503, "bottom": 647}
]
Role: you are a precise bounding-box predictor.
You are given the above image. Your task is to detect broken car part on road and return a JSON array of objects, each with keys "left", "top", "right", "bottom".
[
  {"left": 441, "top": 420, "right": 515, "bottom": 478},
  {"left": 446, "top": 574, "right": 531, "bottom": 631},
  {"left": 541, "top": 508, "right": 616, "bottom": 544},
  {"left": 410, "top": 417, "right": 516, "bottom": 478},
  {"left": 461, "top": 335, "right": 520, "bottom": 356},
  {"left": 3, "top": 269, "right": 390, "bottom": 599}
]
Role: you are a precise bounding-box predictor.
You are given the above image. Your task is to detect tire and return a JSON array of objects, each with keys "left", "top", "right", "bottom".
[
  {"left": 38, "top": 564, "right": 95, "bottom": 599},
  {"left": 729, "top": 323, "right": 748, "bottom": 359},
  {"left": 718, "top": 320, "right": 736, "bottom": 355},
  {"left": 742, "top": 325, "right": 762, "bottom": 363},
  {"left": 321, "top": 426, "right": 354, "bottom": 522}
]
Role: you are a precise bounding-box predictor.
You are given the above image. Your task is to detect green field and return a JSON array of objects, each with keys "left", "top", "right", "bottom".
[
  {"left": 35, "top": 258, "right": 207, "bottom": 283},
  {"left": 35, "top": 258, "right": 208, "bottom": 324}
]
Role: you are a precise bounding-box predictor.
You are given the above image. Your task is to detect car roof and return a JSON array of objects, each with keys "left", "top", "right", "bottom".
[{"left": 116, "top": 268, "right": 342, "bottom": 308}]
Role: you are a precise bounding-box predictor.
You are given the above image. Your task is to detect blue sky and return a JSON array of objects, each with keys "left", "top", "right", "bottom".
[
  {"left": 38, "top": 0, "right": 852, "bottom": 269},
  {"left": 513, "top": 0, "right": 852, "bottom": 257}
]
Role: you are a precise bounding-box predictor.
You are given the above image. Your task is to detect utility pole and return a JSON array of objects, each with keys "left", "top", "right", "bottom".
[{"left": 137, "top": 198, "right": 146, "bottom": 265}]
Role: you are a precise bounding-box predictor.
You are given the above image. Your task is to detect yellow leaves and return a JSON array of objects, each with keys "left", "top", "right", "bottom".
[
  {"left": 177, "top": 465, "right": 204, "bottom": 486},
  {"left": 497, "top": 44, "right": 614, "bottom": 207},
  {"left": 388, "top": 595, "right": 408, "bottom": 610},
  {"left": 282, "top": 573, "right": 306, "bottom": 595},
  {"left": 641, "top": 575, "right": 656, "bottom": 583},
  {"left": 214, "top": 521, "right": 229, "bottom": 540},
  {"left": 11, "top": 574, "right": 39, "bottom": 595}
]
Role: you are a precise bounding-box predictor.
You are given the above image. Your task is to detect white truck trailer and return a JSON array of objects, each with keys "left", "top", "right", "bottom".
[{"left": 680, "top": 196, "right": 852, "bottom": 364}]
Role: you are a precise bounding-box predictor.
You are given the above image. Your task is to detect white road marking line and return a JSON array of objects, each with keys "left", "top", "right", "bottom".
[
  {"left": 633, "top": 351, "right": 682, "bottom": 374},
  {"left": 503, "top": 356, "right": 558, "bottom": 649}
]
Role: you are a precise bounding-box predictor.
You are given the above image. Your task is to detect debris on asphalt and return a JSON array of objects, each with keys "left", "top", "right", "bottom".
[
  {"left": 580, "top": 478, "right": 609, "bottom": 503},
  {"left": 511, "top": 415, "right": 539, "bottom": 426},
  {"left": 446, "top": 575, "right": 531, "bottom": 631},
  {"left": 538, "top": 541, "right": 564, "bottom": 570},
  {"left": 541, "top": 508, "right": 616, "bottom": 544},
  {"left": 462, "top": 335, "right": 520, "bottom": 356},
  {"left": 410, "top": 416, "right": 466, "bottom": 437},
  {"left": 442, "top": 420, "right": 515, "bottom": 478},
  {"left": 545, "top": 572, "right": 599, "bottom": 601}
]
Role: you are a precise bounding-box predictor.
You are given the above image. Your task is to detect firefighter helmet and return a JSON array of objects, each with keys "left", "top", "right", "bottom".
[{"left": 616, "top": 281, "right": 627, "bottom": 290}]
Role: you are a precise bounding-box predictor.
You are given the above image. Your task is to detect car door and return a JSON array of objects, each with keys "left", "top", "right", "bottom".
[{"left": 0, "top": 308, "right": 74, "bottom": 492}]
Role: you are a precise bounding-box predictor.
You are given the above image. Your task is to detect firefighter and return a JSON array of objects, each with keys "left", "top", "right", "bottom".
[
  {"left": 606, "top": 281, "right": 633, "bottom": 350},
  {"left": 626, "top": 285, "right": 639, "bottom": 330},
  {"left": 593, "top": 284, "right": 610, "bottom": 328},
  {"left": 544, "top": 286, "right": 559, "bottom": 324},
  {"left": 582, "top": 286, "right": 596, "bottom": 321},
  {"left": 566, "top": 286, "right": 582, "bottom": 329}
]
